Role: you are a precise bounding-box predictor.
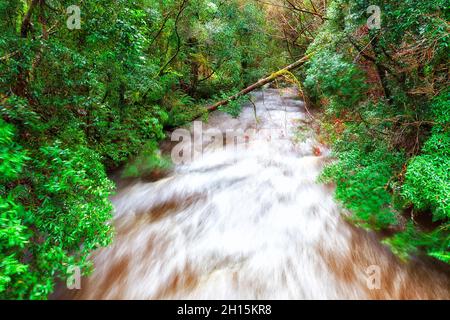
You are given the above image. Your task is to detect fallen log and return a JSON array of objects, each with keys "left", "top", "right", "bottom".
[{"left": 206, "top": 53, "right": 312, "bottom": 111}]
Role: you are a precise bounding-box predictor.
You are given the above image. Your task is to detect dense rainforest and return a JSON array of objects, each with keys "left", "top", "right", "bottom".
[{"left": 0, "top": 0, "right": 448, "bottom": 299}]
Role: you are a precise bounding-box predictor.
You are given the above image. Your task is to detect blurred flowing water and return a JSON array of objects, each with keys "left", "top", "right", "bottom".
[{"left": 59, "top": 88, "right": 449, "bottom": 299}]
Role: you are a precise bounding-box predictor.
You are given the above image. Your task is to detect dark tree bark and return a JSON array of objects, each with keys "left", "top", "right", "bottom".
[{"left": 13, "top": 0, "right": 41, "bottom": 99}]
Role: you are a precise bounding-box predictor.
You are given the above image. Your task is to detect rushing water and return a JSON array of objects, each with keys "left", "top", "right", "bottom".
[{"left": 60, "top": 88, "right": 449, "bottom": 299}]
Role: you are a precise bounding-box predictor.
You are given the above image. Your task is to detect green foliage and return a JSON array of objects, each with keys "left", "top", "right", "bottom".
[
  {"left": 399, "top": 91, "right": 450, "bottom": 261},
  {"left": 403, "top": 137, "right": 450, "bottom": 219},
  {"left": 0, "top": 0, "right": 285, "bottom": 299},
  {"left": 305, "top": 50, "right": 368, "bottom": 108},
  {"left": 122, "top": 140, "right": 172, "bottom": 178},
  {"left": 0, "top": 119, "right": 30, "bottom": 295},
  {"left": 164, "top": 91, "right": 206, "bottom": 127},
  {"left": 403, "top": 91, "right": 450, "bottom": 219},
  {"left": 0, "top": 116, "right": 114, "bottom": 299},
  {"left": 216, "top": 91, "right": 247, "bottom": 118},
  {"left": 321, "top": 136, "right": 405, "bottom": 227},
  {"left": 308, "top": 0, "right": 450, "bottom": 263}
]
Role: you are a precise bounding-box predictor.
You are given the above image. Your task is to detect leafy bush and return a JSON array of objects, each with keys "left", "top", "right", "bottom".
[
  {"left": 398, "top": 91, "right": 450, "bottom": 262},
  {"left": 1, "top": 116, "right": 114, "bottom": 299},
  {"left": 403, "top": 91, "right": 450, "bottom": 219},
  {"left": 306, "top": 0, "right": 449, "bottom": 263},
  {"left": 0, "top": 0, "right": 286, "bottom": 299},
  {"left": 321, "top": 136, "right": 405, "bottom": 227},
  {"left": 0, "top": 119, "right": 30, "bottom": 296},
  {"left": 305, "top": 50, "right": 368, "bottom": 109}
]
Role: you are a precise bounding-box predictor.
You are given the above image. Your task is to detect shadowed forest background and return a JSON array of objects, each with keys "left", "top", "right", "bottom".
[{"left": 0, "top": 0, "right": 448, "bottom": 299}]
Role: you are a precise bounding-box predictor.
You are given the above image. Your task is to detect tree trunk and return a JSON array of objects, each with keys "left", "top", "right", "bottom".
[
  {"left": 370, "top": 36, "right": 392, "bottom": 102},
  {"left": 206, "top": 54, "right": 312, "bottom": 111},
  {"left": 13, "top": 0, "right": 40, "bottom": 98}
]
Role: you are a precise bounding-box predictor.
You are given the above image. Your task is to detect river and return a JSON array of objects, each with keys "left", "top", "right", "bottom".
[{"left": 58, "top": 87, "right": 450, "bottom": 299}]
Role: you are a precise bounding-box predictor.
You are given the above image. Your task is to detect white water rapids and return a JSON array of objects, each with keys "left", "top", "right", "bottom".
[{"left": 58, "top": 88, "right": 450, "bottom": 299}]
